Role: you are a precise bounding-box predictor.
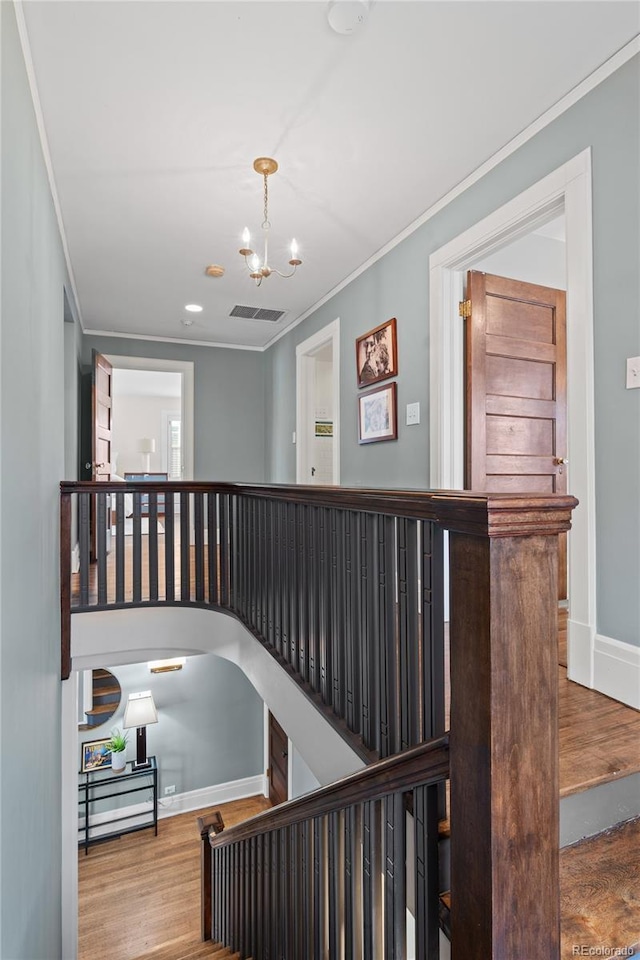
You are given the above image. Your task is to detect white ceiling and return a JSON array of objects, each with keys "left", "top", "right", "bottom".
[{"left": 20, "top": 2, "right": 639, "bottom": 350}]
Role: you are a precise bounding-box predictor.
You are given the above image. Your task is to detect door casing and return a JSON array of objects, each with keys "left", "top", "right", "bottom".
[
  {"left": 296, "top": 319, "right": 341, "bottom": 485},
  {"left": 429, "top": 149, "right": 596, "bottom": 690}
]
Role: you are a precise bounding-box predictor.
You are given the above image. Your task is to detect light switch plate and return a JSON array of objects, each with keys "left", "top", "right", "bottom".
[
  {"left": 627, "top": 357, "right": 640, "bottom": 389},
  {"left": 406, "top": 402, "right": 420, "bottom": 425}
]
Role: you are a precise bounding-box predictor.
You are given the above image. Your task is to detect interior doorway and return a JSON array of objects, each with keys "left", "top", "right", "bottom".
[
  {"left": 296, "top": 319, "right": 340, "bottom": 485},
  {"left": 429, "top": 149, "right": 596, "bottom": 691},
  {"left": 105, "top": 356, "right": 194, "bottom": 481}
]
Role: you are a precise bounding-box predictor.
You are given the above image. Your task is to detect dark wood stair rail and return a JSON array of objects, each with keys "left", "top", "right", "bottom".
[
  {"left": 204, "top": 735, "right": 450, "bottom": 960},
  {"left": 60, "top": 481, "right": 577, "bottom": 958}
]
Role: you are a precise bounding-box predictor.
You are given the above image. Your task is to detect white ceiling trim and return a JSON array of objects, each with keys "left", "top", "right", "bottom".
[
  {"left": 14, "top": 1, "right": 84, "bottom": 330},
  {"left": 89, "top": 328, "right": 264, "bottom": 352},
  {"left": 263, "top": 33, "right": 640, "bottom": 352}
]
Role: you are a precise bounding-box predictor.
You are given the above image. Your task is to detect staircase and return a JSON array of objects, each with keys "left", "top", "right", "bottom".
[{"left": 78, "top": 668, "right": 121, "bottom": 729}]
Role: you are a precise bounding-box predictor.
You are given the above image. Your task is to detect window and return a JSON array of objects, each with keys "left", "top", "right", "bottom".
[{"left": 166, "top": 416, "right": 182, "bottom": 480}]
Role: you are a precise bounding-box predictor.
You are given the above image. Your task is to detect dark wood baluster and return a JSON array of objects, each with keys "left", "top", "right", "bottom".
[
  {"left": 164, "top": 491, "right": 175, "bottom": 603},
  {"left": 60, "top": 492, "right": 71, "bottom": 678},
  {"left": 378, "top": 515, "right": 398, "bottom": 758},
  {"left": 384, "top": 792, "right": 407, "bottom": 959},
  {"left": 422, "top": 521, "right": 445, "bottom": 741},
  {"left": 219, "top": 494, "right": 229, "bottom": 607},
  {"left": 300, "top": 820, "right": 312, "bottom": 960},
  {"left": 194, "top": 491, "right": 204, "bottom": 602},
  {"left": 361, "top": 513, "right": 379, "bottom": 753},
  {"left": 319, "top": 508, "right": 332, "bottom": 707},
  {"left": 313, "top": 816, "right": 326, "bottom": 960},
  {"left": 297, "top": 505, "right": 308, "bottom": 682},
  {"left": 197, "top": 815, "right": 212, "bottom": 942},
  {"left": 229, "top": 495, "right": 237, "bottom": 612},
  {"left": 283, "top": 826, "right": 293, "bottom": 960},
  {"left": 255, "top": 833, "right": 264, "bottom": 960},
  {"left": 279, "top": 502, "right": 289, "bottom": 662},
  {"left": 238, "top": 842, "right": 246, "bottom": 959},
  {"left": 330, "top": 510, "right": 345, "bottom": 719},
  {"left": 114, "top": 491, "right": 125, "bottom": 604},
  {"left": 272, "top": 500, "right": 282, "bottom": 656},
  {"left": 328, "top": 809, "right": 342, "bottom": 959},
  {"left": 261, "top": 498, "right": 269, "bottom": 639},
  {"left": 231, "top": 842, "right": 239, "bottom": 952},
  {"left": 287, "top": 503, "right": 298, "bottom": 671},
  {"left": 414, "top": 783, "right": 440, "bottom": 959},
  {"left": 132, "top": 492, "right": 142, "bottom": 602},
  {"left": 307, "top": 506, "right": 319, "bottom": 693},
  {"left": 79, "top": 492, "right": 90, "bottom": 606},
  {"left": 96, "top": 491, "right": 108, "bottom": 605},
  {"left": 270, "top": 831, "right": 281, "bottom": 960},
  {"left": 398, "top": 517, "right": 420, "bottom": 749},
  {"left": 207, "top": 491, "right": 218, "bottom": 606},
  {"left": 211, "top": 847, "right": 220, "bottom": 943},
  {"left": 248, "top": 836, "right": 257, "bottom": 960},
  {"left": 262, "top": 832, "right": 271, "bottom": 960},
  {"left": 219, "top": 845, "right": 227, "bottom": 947},
  {"left": 257, "top": 497, "right": 264, "bottom": 632},
  {"left": 345, "top": 511, "right": 362, "bottom": 734},
  {"left": 180, "top": 491, "right": 190, "bottom": 602},
  {"left": 344, "top": 804, "right": 357, "bottom": 956},
  {"left": 265, "top": 499, "right": 275, "bottom": 648},
  {"left": 148, "top": 491, "right": 159, "bottom": 602},
  {"left": 362, "top": 799, "right": 383, "bottom": 960}
]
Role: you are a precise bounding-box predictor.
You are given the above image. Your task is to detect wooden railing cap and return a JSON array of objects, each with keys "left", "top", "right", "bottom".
[{"left": 60, "top": 480, "right": 577, "bottom": 538}]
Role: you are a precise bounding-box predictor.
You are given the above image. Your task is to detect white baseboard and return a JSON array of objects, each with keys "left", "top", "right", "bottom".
[
  {"left": 78, "top": 773, "right": 268, "bottom": 845},
  {"left": 157, "top": 773, "right": 267, "bottom": 818},
  {"left": 567, "top": 618, "right": 594, "bottom": 688},
  {"left": 593, "top": 634, "right": 640, "bottom": 710}
]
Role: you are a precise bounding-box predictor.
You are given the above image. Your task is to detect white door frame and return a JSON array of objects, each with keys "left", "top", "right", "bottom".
[
  {"left": 105, "top": 355, "right": 195, "bottom": 480},
  {"left": 296, "top": 319, "right": 341, "bottom": 485},
  {"left": 429, "top": 148, "right": 596, "bottom": 689}
]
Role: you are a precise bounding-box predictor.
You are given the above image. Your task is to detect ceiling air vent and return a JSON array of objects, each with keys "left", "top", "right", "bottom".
[{"left": 229, "top": 305, "right": 286, "bottom": 323}]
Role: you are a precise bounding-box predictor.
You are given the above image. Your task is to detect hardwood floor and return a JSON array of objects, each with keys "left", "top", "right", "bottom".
[{"left": 78, "top": 796, "right": 270, "bottom": 960}]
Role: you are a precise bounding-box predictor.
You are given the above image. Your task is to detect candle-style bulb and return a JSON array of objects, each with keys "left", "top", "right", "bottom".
[
  {"left": 242, "top": 227, "right": 251, "bottom": 247},
  {"left": 290, "top": 238, "right": 298, "bottom": 258},
  {"left": 250, "top": 253, "right": 261, "bottom": 272}
]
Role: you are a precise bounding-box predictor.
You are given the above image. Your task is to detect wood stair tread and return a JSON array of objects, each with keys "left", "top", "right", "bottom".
[
  {"left": 132, "top": 935, "right": 240, "bottom": 960},
  {"left": 560, "top": 816, "right": 640, "bottom": 958},
  {"left": 439, "top": 817, "right": 640, "bottom": 957},
  {"left": 85, "top": 701, "right": 119, "bottom": 715}
]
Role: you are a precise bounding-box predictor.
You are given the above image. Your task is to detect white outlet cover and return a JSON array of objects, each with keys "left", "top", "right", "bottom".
[
  {"left": 626, "top": 356, "right": 640, "bottom": 389},
  {"left": 406, "top": 402, "right": 420, "bottom": 425}
]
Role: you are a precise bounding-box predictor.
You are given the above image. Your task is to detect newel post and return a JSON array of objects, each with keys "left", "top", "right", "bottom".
[
  {"left": 447, "top": 495, "right": 577, "bottom": 960},
  {"left": 197, "top": 811, "right": 225, "bottom": 942}
]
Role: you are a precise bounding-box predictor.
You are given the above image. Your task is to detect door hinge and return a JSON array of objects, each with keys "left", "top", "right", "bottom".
[{"left": 459, "top": 299, "right": 471, "bottom": 319}]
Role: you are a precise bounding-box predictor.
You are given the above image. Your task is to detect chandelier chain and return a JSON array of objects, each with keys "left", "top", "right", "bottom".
[{"left": 262, "top": 173, "right": 270, "bottom": 229}]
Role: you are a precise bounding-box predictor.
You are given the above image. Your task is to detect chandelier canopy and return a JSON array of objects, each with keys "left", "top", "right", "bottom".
[{"left": 239, "top": 158, "right": 302, "bottom": 286}]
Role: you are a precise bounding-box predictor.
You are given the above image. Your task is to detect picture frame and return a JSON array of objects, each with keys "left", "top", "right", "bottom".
[
  {"left": 315, "top": 420, "right": 333, "bottom": 437},
  {"left": 355, "top": 317, "right": 398, "bottom": 388},
  {"left": 358, "top": 382, "right": 398, "bottom": 444},
  {"left": 81, "top": 738, "right": 112, "bottom": 773}
]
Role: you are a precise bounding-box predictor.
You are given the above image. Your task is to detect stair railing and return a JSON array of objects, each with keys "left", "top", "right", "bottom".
[
  {"left": 205, "top": 735, "right": 450, "bottom": 960},
  {"left": 60, "top": 480, "right": 577, "bottom": 958}
]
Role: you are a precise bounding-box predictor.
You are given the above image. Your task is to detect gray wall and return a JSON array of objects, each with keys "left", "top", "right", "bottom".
[
  {"left": 84, "top": 335, "right": 266, "bottom": 482},
  {"left": 1, "top": 5, "right": 67, "bottom": 955},
  {"left": 265, "top": 56, "right": 640, "bottom": 648},
  {"left": 79, "top": 655, "right": 264, "bottom": 798}
]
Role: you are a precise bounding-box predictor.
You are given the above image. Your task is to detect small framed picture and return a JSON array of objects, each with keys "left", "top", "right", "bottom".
[
  {"left": 355, "top": 317, "right": 398, "bottom": 388},
  {"left": 81, "top": 738, "right": 112, "bottom": 773},
  {"left": 358, "top": 382, "right": 398, "bottom": 444}
]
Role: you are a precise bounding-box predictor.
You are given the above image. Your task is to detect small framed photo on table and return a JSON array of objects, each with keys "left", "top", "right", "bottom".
[
  {"left": 358, "top": 382, "right": 398, "bottom": 444},
  {"left": 81, "top": 738, "right": 112, "bottom": 773}
]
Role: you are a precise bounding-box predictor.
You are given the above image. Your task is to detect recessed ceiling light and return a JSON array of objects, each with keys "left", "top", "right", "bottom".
[{"left": 185, "top": 304, "right": 203, "bottom": 313}]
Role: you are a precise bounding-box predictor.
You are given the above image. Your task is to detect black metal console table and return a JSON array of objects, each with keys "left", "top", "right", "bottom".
[{"left": 78, "top": 755, "right": 158, "bottom": 854}]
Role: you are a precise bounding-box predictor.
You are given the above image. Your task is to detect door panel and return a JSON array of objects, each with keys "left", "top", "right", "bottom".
[
  {"left": 90, "top": 351, "right": 113, "bottom": 560},
  {"left": 268, "top": 712, "right": 288, "bottom": 806},
  {"left": 465, "top": 270, "right": 567, "bottom": 599}
]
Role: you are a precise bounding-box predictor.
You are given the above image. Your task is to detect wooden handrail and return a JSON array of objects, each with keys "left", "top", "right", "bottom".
[
  {"left": 60, "top": 480, "right": 576, "bottom": 536},
  {"left": 209, "top": 734, "right": 449, "bottom": 850}
]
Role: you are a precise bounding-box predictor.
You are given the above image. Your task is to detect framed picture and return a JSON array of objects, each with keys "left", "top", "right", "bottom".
[
  {"left": 358, "top": 382, "right": 398, "bottom": 444},
  {"left": 315, "top": 420, "right": 333, "bottom": 437},
  {"left": 81, "top": 738, "right": 112, "bottom": 773},
  {"left": 355, "top": 317, "right": 398, "bottom": 388}
]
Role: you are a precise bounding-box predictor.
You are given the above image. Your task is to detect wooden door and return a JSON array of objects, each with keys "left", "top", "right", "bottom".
[
  {"left": 268, "top": 712, "right": 288, "bottom": 806},
  {"left": 91, "top": 351, "right": 113, "bottom": 559},
  {"left": 464, "top": 270, "right": 567, "bottom": 598}
]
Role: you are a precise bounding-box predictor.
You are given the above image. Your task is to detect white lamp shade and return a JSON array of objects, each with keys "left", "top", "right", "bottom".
[
  {"left": 138, "top": 438, "right": 156, "bottom": 454},
  {"left": 123, "top": 691, "right": 158, "bottom": 728}
]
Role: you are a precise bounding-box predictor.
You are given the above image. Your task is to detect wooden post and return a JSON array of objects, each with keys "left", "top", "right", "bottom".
[
  {"left": 197, "top": 811, "right": 224, "bottom": 942},
  {"left": 448, "top": 495, "right": 576, "bottom": 959}
]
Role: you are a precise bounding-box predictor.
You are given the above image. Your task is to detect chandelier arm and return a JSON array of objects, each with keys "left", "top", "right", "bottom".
[{"left": 269, "top": 264, "right": 299, "bottom": 280}]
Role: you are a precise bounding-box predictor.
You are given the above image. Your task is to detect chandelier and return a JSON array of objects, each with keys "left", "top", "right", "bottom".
[{"left": 239, "top": 158, "right": 302, "bottom": 286}]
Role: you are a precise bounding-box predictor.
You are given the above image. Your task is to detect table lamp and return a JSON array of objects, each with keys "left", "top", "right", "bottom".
[
  {"left": 138, "top": 437, "right": 156, "bottom": 473},
  {"left": 123, "top": 691, "right": 158, "bottom": 770}
]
